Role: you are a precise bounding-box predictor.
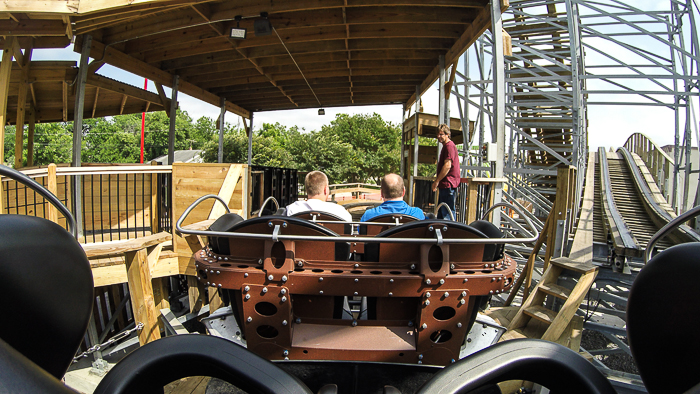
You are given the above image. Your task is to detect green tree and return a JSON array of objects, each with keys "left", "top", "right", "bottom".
[
  {"left": 320, "top": 113, "right": 401, "bottom": 183},
  {"left": 82, "top": 116, "right": 140, "bottom": 163},
  {"left": 201, "top": 125, "right": 249, "bottom": 163}
]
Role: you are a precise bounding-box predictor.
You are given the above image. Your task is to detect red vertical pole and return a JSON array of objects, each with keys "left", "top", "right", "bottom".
[{"left": 140, "top": 78, "right": 148, "bottom": 163}]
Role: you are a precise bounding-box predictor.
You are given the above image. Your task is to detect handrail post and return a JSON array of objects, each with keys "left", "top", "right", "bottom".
[{"left": 47, "top": 163, "right": 58, "bottom": 224}]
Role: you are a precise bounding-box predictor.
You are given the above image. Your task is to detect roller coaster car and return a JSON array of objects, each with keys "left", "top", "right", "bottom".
[{"left": 1, "top": 165, "right": 695, "bottom": 393}]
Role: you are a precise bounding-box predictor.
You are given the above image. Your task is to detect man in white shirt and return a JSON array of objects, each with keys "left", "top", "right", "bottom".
[{"left": 285, "top": 171, "right": 352, "bottom": 221}]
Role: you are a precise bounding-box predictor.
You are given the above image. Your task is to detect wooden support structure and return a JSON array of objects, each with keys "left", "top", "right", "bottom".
[
  {"left": 14, "top": 45, "right": 32, "bottom": 168},
  {"left": 83, "top": 232, "right": 171, "bottom": 345},
  {"left": 544, "top": 166, "right": 577, "bottom": 271},
  {"left": 0, "top": 36, "right": 16, "bottom": 213}
]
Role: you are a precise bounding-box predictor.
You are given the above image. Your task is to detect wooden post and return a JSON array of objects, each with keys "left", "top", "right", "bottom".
[
  {"left": 124, "top": 248, "right": 161, "bottom": 345},
  {"left": 150, "top": 161, "right": 159, "bottom": 233},
  {"left": 544, "top": 166, "right": 576, "bottom": 271},
  {"left": 185, "top": 234, "right": 206, "bottom": 314},
  {"left": 14, "top": 46, "right": 31, "bottom": 169},
  {"left": 47, "top": 163, "right": 58, "bottom": 223},
  {"left": 152, "top": 278, "right": 170, "bottom": 332},
  {"left": 465, "top": 180, "right": 479, "bottom": 224},
  {"left": 0, "top": 37, "right": 16, "bottom": 214},
  {"left": 26, "top": 106, "right": 35, "bottom": 167}
]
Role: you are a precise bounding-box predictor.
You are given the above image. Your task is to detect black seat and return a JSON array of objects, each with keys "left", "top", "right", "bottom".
[
  {"left": 469, "top": 219, "right": 505, "bottom": 261},
  {"left": 360, "top": 213, "right": 419, "bottom": 236},
  {"left": 208, "top": 214, "right": 351, "bottom": 261},
  {"left": 0, "top": 214, "right": 94, "bottom": 379},
  {"left": 208, "top": 212, "right": 245, "bottom": 254},
  {"left": 627, "top": 242, "right": 700, "bottom": 393}
]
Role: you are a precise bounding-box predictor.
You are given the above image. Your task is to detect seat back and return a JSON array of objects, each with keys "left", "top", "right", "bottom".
[
  {"left": 627, "top": 242, "right": 700, "bottom": 393},
  {"left": 360, "top": 213, "right": 418, "bottom": 236},
  {"left": 291, "top": 210, "right": 352, "bottom": 235},
  {"left": 469, "top": 220, "right": 505, "bottom": 261},
  {"left": 0, "top": 215, "right": 94, "bottom": 379}
]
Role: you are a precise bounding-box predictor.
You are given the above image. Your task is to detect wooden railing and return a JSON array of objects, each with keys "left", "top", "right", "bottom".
[
  {"left": 1, "top": 162, "right": 250, "bottom": 347},
  {"left": 624, "top": 133, "right": 674, "bottom": 201}
]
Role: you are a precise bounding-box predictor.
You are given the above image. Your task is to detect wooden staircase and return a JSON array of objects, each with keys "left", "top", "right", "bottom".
[{"left": 499, "top": 257, "right": 598, "bottom": 350}]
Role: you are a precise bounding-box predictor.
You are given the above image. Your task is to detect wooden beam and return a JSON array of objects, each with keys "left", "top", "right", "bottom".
[
  {"left": 124, "top": 247, "right": 161, "bottom": 345},
  {"left": 120, "top": 94, "right": 128, "bottom": 114},
  {"left": 0, "top": 36, "right": 16, "bottom": 213},
  {"left": 77, "top": 37, "right": 249, "bottom": 118},
  {"left": 154, "top": 82, "right": 170, "bottom": 117},
  {"left": 91, "top": 87, "right": 100, "bottom": 118},
  {"left": 87, "top": 73, "right": 168, "bottom": 107},
  {"left": 62, "top": 81, "right": 68, "bottom": 122},
  {"left": 29, "top": 83, "right": 36, "bottom": 107},
  {"left": 63, "top": 15, "right": 73, "bottom": 40},
  {"left": 14, "top": 45, "right": 31, "bottom": 169},
  {"left": 208, "top": 165, "right": 242, "bottom": 219},
  {"left": 0, "top": 20, "right": 68, "bottom": 36}
]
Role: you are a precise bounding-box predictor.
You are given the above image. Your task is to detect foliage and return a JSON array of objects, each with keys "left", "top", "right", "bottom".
[
  {"left": 320, "top": 113, "right": 401, "bottom": 184},
  {"left": 4, "top": 123, "right": 73, "bottom": 167},
  {"left": 4, "top": 110, "right": 406, "bottom": 185}
]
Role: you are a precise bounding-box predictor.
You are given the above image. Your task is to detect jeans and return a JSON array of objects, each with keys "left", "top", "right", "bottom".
[{"left": 437, "top": 187, "right": 457, "bottom": 220}]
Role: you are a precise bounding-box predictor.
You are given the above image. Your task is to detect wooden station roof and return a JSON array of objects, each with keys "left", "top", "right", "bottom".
[
  {"left": 1, "top": 0, "right": 506, "bottom": 119},
  {"left": 5, "top": 61, "right": 168, "bottom": 125}
]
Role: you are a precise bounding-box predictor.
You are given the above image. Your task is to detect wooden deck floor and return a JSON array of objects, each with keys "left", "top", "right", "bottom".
[{"left": 164, "top": 376, "right": 210, "bottom": 394}]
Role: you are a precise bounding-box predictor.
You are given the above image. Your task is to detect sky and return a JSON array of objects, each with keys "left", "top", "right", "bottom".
[{"left": 33, "top": 0, "right": 698, "bottom": 153}]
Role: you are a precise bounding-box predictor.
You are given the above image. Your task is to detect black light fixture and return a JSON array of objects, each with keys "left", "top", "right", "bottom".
[
  {"left": 318, "top": 108, "right": 325, "bottom": 115},
  {"left": 254, "top": 12, "right": 272, "bottom": 36},
  {"left": 229, "top": 15, "right": 246, "bottom": 39}
]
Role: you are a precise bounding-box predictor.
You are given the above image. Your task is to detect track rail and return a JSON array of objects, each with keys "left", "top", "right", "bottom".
[{"left": 596, "top": 147, "right": 699, "bottom": 260}]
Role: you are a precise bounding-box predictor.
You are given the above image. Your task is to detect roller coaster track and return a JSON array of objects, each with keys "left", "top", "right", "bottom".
[{"left": 595, "top": 147, "right": 700, "bottom": 263}]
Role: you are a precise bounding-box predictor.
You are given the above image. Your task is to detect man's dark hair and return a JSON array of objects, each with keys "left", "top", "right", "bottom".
[
  {"left": 381, "top": 173, "right": 404, "bottom": 199},
  {"left": 305, "top": 171, "right": 328, "bottom": 196}
]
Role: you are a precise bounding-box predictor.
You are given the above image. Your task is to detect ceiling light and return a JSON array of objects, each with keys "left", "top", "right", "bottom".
[
  {"left": 254, "top": 12, "right": 272, "bottom": 36},
  {"left": 229, "top": 15, "right": 246, "bottom": 39},
  {"left": 318, "top": 109, "right": 325, "bottom": 115}
]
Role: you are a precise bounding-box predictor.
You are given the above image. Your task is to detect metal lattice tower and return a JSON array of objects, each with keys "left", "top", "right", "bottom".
[{"left": 452, "top": 0, "right": 699, "bottom": 220}]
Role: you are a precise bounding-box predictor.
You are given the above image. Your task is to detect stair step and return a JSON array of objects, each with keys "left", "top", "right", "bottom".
[
  {"left": 539, "top": 283, "right": 571, "bottom": 300},
  {"left": 550, "top": 257, "right": 597, "bottom": 274},
  {"left": 524, "top": 305, "right": 557, "bottom": 324}
]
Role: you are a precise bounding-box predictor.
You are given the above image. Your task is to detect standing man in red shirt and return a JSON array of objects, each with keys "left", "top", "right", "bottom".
[{"left": 432, "top": 124, "right": 461, "bottom": 219}]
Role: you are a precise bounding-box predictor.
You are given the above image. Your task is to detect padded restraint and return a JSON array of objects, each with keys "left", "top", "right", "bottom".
[
  {"left": 0, "top": 215, "right": 93, "bottom": 379},
  {"left": 627, "top": 243, "right": 700, "bottom": 394},
  {"left": 208, "top": 215, "right": 350, "bottom": 261},
  {"left": 469, "top": 220, "right": 505, "bottom": 261},
  {"left": 94, "top": 335, "right": 313, "bottom": 394},
  {"left": 416, "top": 339, "right": 615, "bottom": 394}
]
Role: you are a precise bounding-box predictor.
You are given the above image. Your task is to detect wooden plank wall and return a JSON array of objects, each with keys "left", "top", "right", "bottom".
[{"left": 172, "top": 163, "right": 249, "bottom": 271}]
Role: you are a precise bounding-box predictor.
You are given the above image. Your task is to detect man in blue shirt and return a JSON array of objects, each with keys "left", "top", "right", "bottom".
[{"left": 361, "top": 173, "right": 426, "bottom": 221}]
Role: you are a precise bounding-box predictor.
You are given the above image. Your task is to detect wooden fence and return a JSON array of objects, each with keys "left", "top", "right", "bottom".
[{"left": 1, "top": 162, "right": 250, "bottom": 347}]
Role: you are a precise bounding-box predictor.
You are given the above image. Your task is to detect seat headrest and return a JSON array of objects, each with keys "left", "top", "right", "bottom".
[
  {"left": 0, "top": 215, "right": 93, "bottom": 379},
  {"left": 627, "top": 242, "right": 700, "bottom": 393}
]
